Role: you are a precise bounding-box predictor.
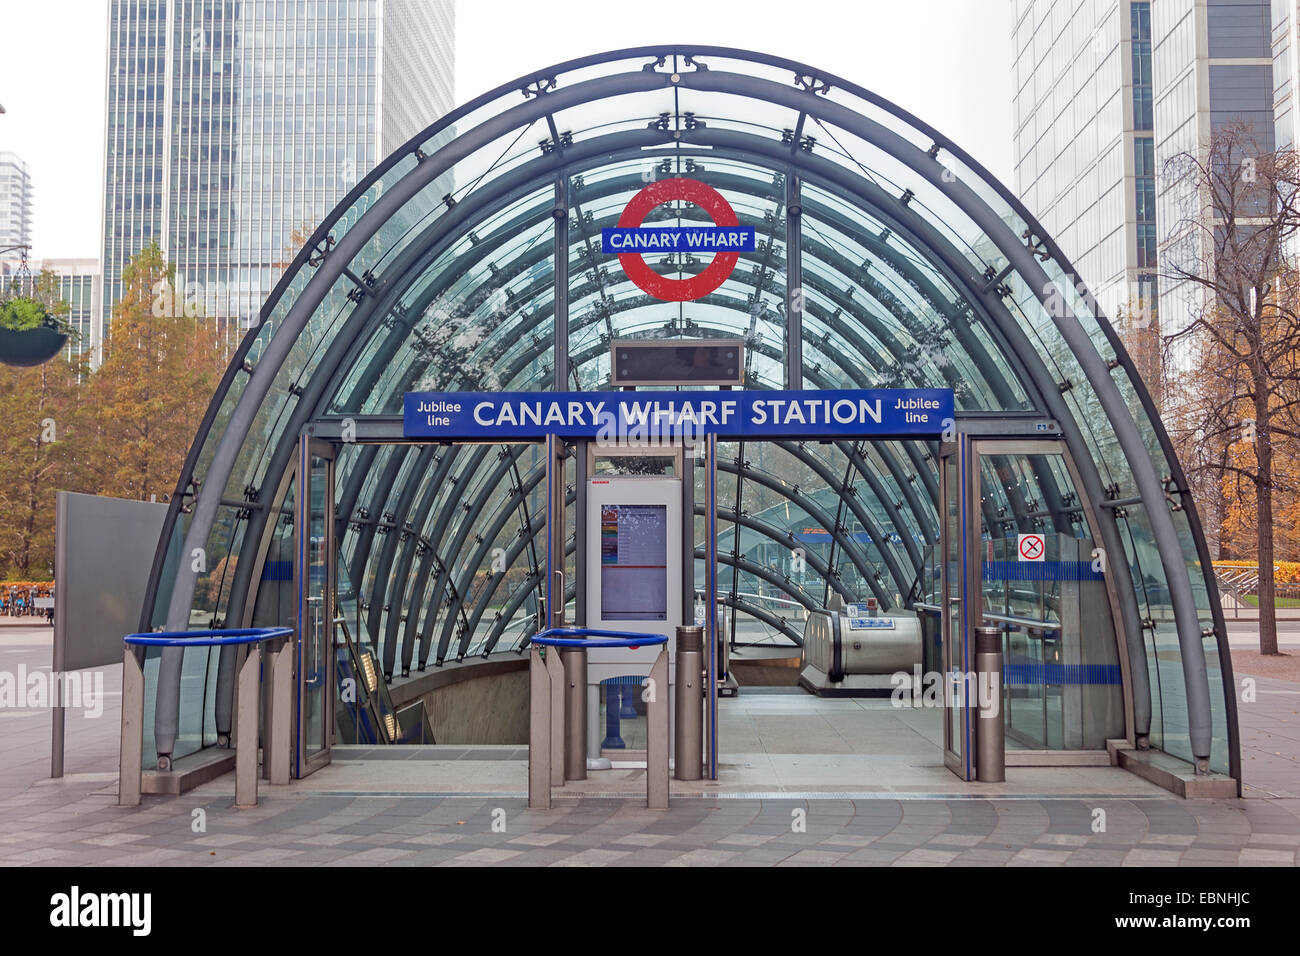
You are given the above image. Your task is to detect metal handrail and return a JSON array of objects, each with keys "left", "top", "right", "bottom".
[
  {"left": 124, "top": 627, "right": 293, "bottom": 647},
  {"left": 980, "top": 612, "right": 1060, "bottom": 634},
  {"left": 529, "top": 627, "right": 667, "bottom": 649}
]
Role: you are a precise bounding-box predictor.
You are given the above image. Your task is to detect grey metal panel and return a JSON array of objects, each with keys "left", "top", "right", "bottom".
[
  {"left": 1207, "top": 1, "right": 1271, "bottom": 59},
  {"left": 1208, "top": 65, "right": 1273, "bottom": 112},
  {"left": 55, "top": 492, "right": 169, "bottom": 671}
]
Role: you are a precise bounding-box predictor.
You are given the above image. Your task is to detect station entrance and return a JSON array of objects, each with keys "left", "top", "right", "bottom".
[
  {"left": 127, "top": 47, "right": 1239, "bottom": 803},
  {"left": 246, "top": 375, "right": 1128, "bottom": 794}
]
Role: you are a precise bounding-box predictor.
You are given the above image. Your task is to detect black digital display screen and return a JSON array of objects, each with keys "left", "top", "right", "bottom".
[{"left": 611, "top": 340, "right": 743, "bottom": 386}]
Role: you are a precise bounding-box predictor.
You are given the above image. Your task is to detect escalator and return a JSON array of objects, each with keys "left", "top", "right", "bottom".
[{"left": 333, "top": 615, "right": 435, "bottom": 745}]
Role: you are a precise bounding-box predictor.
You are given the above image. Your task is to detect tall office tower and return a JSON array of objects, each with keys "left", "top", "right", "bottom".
[
  {"left": 0, "top": 151, "right": 33, "bottom": 266},
  {"left": 1274, "top": 1, "right": 1300, "bottom": 148},
  {"left": 1012, "top": 0, "right": 1280, "bottom": 344},
  {"left": 99, "top": 0, "right": 455, "bottom": 354},
  {"left": 1271, "top": 2, "right": 1300, "bottom": 266}
]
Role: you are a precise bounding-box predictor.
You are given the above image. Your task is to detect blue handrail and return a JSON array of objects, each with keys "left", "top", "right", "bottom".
[
  {"left": 528, "top": 627, "right": 667, "bottom": 649},
  {"left": 124, "top": 627, "right": 293, "bottom": 648}
]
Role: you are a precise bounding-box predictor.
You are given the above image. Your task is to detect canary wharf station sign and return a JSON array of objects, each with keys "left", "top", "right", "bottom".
[{"left": 403, "top": 389, "right": 954, "bottom": 441}]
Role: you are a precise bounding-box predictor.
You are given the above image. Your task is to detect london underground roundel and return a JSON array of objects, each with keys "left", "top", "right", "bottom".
[{"left": 600, "top": 178, "right": 755, "bottom": 302}]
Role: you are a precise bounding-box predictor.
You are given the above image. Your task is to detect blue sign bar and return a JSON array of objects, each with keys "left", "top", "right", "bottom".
[
  {"left": 403, "top": 389, "right": 954, "bottom": 441},
  {"left": 601, "top": 226, "right": 756, "bottom": 254}
]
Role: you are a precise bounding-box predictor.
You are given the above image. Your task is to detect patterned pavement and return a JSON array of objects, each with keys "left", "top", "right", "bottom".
[
  {"left": 2, "top": 622, "right": 1299, "bottom": 866},
  {"left": 4, "top": 788, "right": 1300, "bottom": 867}
]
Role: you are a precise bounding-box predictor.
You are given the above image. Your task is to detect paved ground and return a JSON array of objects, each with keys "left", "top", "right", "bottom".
[{"left": 1, "top": 621, "right": 1299, "bottom": 866}]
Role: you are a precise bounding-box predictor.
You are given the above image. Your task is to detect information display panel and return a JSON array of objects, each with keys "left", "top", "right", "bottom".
[
  {"left": 585, "top": 475, "right": 683, "bottom": 685},
  {"left": 600, "top": 504, "right": 668, "bottom": 621}
]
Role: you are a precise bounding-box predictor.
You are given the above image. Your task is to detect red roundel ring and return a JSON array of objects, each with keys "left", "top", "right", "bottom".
[{"left": 615, "top": 178, "right": 740, "bottom": 301}]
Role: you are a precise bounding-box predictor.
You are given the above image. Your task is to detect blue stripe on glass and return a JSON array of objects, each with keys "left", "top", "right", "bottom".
[{"left": 982, "top": 560, "right": 1103, "bottom": 581}]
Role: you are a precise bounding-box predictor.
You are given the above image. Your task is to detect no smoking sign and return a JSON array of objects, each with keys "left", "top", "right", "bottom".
[{"left": 1017, "top": 533, "right": 1046, "bottom": 562}]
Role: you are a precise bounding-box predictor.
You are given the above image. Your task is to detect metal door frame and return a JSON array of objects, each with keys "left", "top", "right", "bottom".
[
  {"left": 294, "top": 435, "right": 336, "bottom": 778},
  {"left": 941, "top": 434, "right": 1129, "bottom": 780},
  {"left": 939, "top": 435, "right": 974, "bottom": 779}
]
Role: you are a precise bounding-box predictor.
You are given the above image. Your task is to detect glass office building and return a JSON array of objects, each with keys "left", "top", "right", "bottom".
[
  {"left": 99, "top": 0, "right": 454, "bottom": 354},
  {"left": 1013, "top": 0, "right": 1281, "bottom": 338},
  {"left": 136, "top": 47, "right": 1239, "bottom": 792},
  {"left": 0, "top": 151, "right": 33, "bottom": 265}
]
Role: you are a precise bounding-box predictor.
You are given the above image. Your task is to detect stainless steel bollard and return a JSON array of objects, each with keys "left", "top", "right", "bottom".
[
  {"left": 674, "top": 626, "right": 703, "bottom": 781},
  {"left": 561, "top": 647, "right": 587, "bottom": 781},
  {"left": 974, "top": 625, "right": 1005, "bottom": 783}
]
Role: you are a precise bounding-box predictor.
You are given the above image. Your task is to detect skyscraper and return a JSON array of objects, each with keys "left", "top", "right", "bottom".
[
  {"left": 99, "top": 0, "right": 455, "bottom": 352},
  {"left": 0, "top": 151, "right": 33, "bottom": 265},
  {"left": 1012, "top": 0, "right": 1280, "bottom": 340}
]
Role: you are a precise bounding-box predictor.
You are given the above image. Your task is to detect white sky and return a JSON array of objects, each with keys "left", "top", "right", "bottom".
[{"left": 0, "top": 0, "right": 1013, "bottom": 261}]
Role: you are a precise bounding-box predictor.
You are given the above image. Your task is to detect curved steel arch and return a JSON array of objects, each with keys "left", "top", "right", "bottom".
[{"left": 142, "top": 45, "right": 1235, "bottom": 782}]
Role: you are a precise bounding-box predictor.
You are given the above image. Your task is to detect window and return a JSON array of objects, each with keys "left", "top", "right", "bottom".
[{"left": 1131, "top": 3, "right": 1153, "bottom": 131}]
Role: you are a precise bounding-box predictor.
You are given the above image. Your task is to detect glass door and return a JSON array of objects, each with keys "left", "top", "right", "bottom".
[
  {"left": 940, "top": 434, "right": 1122, "bottom": 779},
  {"left": 295, "top": 436, "right": 335, "bottom": 778},
  {"left": 939, "top": 436, "right": 975, "bottom": 779},
  {"left": 969, "top": 440, "right": 1116, "bottom": 753}
]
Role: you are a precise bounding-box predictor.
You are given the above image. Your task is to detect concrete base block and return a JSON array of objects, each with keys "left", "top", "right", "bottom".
[
  {"left": 1107, "top": 739, "right": 1239, "bottom": 798},
  {"left": 141, "top": 748, "right": 237, "bottom": 796}
]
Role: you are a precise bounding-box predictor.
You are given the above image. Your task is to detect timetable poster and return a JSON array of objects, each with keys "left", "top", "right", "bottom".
[{"left": 600, "top": 504, "right": 669, "bottom": 621}]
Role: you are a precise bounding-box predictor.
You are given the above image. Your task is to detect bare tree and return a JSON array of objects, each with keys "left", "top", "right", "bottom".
[{"left": 1163, "top": 121, "right": 1300, "bottom": 655}]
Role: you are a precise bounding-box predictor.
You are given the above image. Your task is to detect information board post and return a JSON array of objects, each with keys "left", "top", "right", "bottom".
[
  {"left": 545, "top": 434, "right": 564, "bottom": 629},
  {"left": 705, "top": 432, "right": 718, "bottom": 780}
]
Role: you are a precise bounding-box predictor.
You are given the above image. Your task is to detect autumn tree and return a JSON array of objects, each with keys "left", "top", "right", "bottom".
[
  {"left": 0, "top": 269, "right": 92, "bottom": 577},
  {"left": 0, "top": 354, "right": 90, "bottom": 577},
  {"left": 1113, "top": 293, "right": 1166, "bottom": 412},
  {"left": 84, "top": 243, "right": 227, "bottom": 502},
  {"left": 1163, "top": 121, "right": 1300, "bottom": 655}
]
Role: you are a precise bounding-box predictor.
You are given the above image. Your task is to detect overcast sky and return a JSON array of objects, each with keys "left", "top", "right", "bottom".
[{"left": 0, "top": 0, "right": 1014, "bottom": 260}]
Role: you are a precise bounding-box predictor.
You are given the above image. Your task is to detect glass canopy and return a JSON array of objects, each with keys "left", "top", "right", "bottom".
[{"left": 139, "top": 46, "right": 1237, "bottom": 781}]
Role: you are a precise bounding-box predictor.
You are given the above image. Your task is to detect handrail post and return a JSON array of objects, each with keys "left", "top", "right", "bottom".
[
  {"left": 561, "top": 646, "right": 588, "bottom": 781},
  {"left": 528, "top": 645, "right": 551, "bottom": 809},
  {"left": 647, "top": 645, "right": 669, "bottom": 809},
  {"left": 545, "top": 643, "right": 565, "bottom": 788},
  {"left": 265, "top": 633, "right": 293, "bottom": 785},
  {"left": 234, "top": 642, "right": 262, "bottom": 807},
  {"left": 118, "top": 646, "right": 144, "bottom": 807}
]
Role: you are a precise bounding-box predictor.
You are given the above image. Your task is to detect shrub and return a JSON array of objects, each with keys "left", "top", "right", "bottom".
[{"left": 0, "top": 297, "right": 51, "bottom": 332}]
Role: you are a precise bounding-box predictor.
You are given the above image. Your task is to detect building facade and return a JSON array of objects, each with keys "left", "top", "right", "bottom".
[
  {"left": 1013, "top": 0, "right": 1281, "bottom": 340},
  {"left": 0, "top": 151, "right": 33, "bottom": 265},
  {"left": 45, "top": 259, "right": 103, "bottom": 362},
  {"left": 99, "top": 0, "right": 455, "bottom": 353}
]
